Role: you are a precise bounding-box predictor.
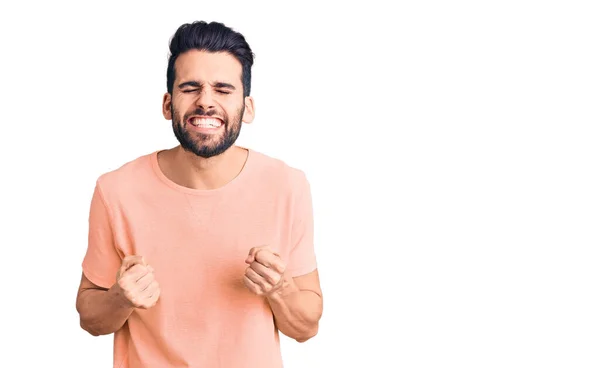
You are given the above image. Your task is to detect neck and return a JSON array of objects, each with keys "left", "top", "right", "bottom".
[{"left": 158, "top": 145, "right": 249, "bottom": 190}]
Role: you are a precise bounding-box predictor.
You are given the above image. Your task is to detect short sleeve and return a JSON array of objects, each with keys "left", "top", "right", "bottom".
[
  {"left": 285, "top": 172, "right": 318, "bottom": 277},
  {"left": 81, "top": 182, "right": 123, "bottom": 289}
]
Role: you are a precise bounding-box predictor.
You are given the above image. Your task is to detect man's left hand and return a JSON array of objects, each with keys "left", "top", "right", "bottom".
[{"left": 243, "top": 246, "right": 286, "bottom": 296}]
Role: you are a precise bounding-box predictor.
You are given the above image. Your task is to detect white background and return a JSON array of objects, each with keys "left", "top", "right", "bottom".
[{"left": 1, "top": 1, "right": 599, "bottom": 367}]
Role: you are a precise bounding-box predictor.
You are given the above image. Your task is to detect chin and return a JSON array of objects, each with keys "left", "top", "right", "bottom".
[{"left": 190, "top": 143, "right": 231, "bottom": 158}]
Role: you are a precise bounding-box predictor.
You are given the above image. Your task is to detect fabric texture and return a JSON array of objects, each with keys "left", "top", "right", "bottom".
[{"left": 81, "top": 148, "right": 317, "bottom": 368}]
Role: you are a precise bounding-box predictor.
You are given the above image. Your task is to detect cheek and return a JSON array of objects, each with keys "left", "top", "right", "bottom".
[
  {"left": 173, "top": 95, "right": 192, "bottom": 109},
  {"left": 173, "top": 101, "right": 192, "bottom": 120},
  {"left": 225, "top": 101, "right": 245, "bottom": 119}
]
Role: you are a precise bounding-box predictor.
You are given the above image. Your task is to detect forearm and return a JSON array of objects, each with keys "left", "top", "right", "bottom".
[
  {"left": 267, "top": 275, "right": 323, "bottom": 342},
  {"left": 76, "top": 284, "right": 134, "bottom": 336}
]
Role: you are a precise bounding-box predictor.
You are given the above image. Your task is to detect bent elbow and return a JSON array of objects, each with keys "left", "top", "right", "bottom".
[
  {"left": 295, "top": 325, "right": 319, "bottom": 343},
  {"left": 79, "top": 318, "right": 102, "bottom": 336},
  {"left": 79, "top": 316, "right": 113, "bottom": 336},
  {"left": 80, "top": 320, "right": 98, "bottom": 336}
]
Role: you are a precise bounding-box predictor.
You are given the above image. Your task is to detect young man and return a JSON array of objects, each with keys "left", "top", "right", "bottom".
[{"left": 75, "top": 21, "right": 323, "bottom": 368}]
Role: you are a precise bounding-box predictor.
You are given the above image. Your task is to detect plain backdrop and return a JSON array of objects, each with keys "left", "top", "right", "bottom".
[{"left": 1, "top": 1, "right": 599, "bottom": 367}]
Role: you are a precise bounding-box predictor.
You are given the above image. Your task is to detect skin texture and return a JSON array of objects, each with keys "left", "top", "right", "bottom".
[
  {"left": 164, "top": 50, "right": 255, "bottom": 160},
  {"left": 76, "top": 50, "right": 323, "bottom": 342},
  {"left": 244, "top": 246, "right": 323, "bottom": 342},
  {"left": 157, "top": 50, "right": 257, "bottom": 191},
  {"left": 77, "top": 256, "right": 160, "bottom": 336}
]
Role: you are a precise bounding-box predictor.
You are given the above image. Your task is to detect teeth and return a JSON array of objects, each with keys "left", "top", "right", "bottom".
[{"left": 191, "top": 118, "right": 221, "bottom": 128}]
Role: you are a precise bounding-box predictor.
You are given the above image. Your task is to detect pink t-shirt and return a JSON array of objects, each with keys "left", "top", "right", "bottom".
[{"left": 82, "top": 148, "right": 317, "bottom": 367}]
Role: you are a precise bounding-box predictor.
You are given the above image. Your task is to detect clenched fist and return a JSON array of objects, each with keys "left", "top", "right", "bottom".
[
  {"left": 243, "top": 246, "right": 286, "bottom": 296},
  {"left": 115, "top": 255, "right": 161, "bottom": 309}
]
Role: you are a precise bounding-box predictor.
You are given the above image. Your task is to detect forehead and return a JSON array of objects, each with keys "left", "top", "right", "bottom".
[{"left": 174, "top": 50, "right": 242, "bottom": 85}]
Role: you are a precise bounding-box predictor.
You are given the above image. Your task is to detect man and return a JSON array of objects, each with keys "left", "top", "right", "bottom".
[{"left": 75, "top": 21, "right": 323, "bottom": 368}]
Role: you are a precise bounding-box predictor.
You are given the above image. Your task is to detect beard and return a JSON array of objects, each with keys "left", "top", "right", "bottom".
[{"left": 171, "top": 104, "right": 244, "bottom": 158}]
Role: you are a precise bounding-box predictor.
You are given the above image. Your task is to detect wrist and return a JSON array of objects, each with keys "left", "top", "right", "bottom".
[
  {"left": 267, "top": 272, "right": 299, "bottom": 301},
  {"left": 109, "top": 283, "right": 135, "bottom": 310}
]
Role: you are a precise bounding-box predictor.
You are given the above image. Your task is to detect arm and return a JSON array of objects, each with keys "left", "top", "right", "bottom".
[
  {"left": 243, "top": 248, "right": 323, "bottom": 342},
  {"left": 77, "top": 181, "right": 131, "bottom": 336},
  {"left": 244, "top": 171, "right": 323, "bottom": 341},
  {"left": 266, "top": 269, "right": 323, "bottom": 342},
  {"left": 76, "top": 256, "right": 160, "bottom": 336},
  {"left": 78, "top": 183, "right": 160, "bottom": 335},
  {"left": 76, "top": 272, "right": 134, "bottom": 336}
]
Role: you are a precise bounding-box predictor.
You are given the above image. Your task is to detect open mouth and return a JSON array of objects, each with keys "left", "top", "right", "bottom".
[{"left": 187, "top": 116, "right": 223, "bottom": 129}]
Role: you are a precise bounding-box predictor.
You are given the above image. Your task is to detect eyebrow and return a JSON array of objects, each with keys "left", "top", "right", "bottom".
[
  {"left": 213, "top": 82, "right": 236, "bottom": 90},
  {"left": 178, "top": 81, "right": 201, "bottom": 89},
  {"left": 177, "top": 81, "right": 236, "bottom": 90}
]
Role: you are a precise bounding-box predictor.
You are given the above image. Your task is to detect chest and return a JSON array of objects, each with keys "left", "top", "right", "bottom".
[{"left": 113, "top": 191, "right": 293, "bottom": 294}]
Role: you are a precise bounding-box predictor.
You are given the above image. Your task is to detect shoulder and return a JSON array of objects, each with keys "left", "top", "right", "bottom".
[
  {"left": 249, "top": 149, "right": 310, "bottom": 193},
  {"left": 94, "top": 151, "right": 155, "bottom": 200}
]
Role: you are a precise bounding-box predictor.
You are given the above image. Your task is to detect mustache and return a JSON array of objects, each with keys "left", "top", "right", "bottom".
[{"left": 185, "top": 108, "right": 222, "bottom": 119}]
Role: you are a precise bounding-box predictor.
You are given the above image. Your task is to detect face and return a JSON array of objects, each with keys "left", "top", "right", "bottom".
[{"left": 162, "top": 50, "right": 255, "bottom": 158}]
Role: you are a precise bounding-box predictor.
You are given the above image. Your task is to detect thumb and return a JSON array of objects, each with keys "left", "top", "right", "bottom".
[
  {"left": 121, "top": 255, "right": 146, "bottom": 272},
  {"left": 246, "top": 245, "right": 269, "bottom": 264}
]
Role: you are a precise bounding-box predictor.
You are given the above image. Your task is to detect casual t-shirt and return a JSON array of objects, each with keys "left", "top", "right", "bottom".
[{"left": 81, "top": 147, "right": 317, "bottom": 368}]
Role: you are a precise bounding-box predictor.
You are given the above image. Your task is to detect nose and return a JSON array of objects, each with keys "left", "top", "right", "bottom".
[{"left": 195, "top": 90, "right": 215, "bottom": 110}]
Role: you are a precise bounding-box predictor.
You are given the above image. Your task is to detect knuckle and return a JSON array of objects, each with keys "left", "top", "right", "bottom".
[
  {"left": 130, "top": 264, "right": 143, "bottom": 272},
  {"left": 123, "top": 287, "right": 135, "bottom": 298}
]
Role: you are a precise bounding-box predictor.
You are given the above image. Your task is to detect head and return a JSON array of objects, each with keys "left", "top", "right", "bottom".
[{"left": 162, "top": 21, "right": 255, "bottom": 158}]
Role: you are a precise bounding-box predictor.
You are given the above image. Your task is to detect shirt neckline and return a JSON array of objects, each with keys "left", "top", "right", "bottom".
[{"left": 149, "top": 146, "right": 254, "bottom": 196}]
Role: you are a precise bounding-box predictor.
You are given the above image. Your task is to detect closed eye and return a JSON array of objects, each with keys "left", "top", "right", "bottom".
[{"left": 181, "top": 89, "right": 230, "bottom": 94}]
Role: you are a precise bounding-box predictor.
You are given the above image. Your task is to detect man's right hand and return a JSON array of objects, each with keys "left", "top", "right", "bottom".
[{"left": 115, "top": 255, "right": 161, "bottom": 309}]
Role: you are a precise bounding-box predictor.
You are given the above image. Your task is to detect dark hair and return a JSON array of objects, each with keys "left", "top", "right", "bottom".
[{"left": 166, "top": 21, "right": 254, "bottom": 97}]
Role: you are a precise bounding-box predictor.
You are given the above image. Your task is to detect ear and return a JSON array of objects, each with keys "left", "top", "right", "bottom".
[
  {"left": 162, "top": 93, "right": 172, "bottom": 120},
  {"left": 242, "top": 96, "right": 255, "bottom": 124}
]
